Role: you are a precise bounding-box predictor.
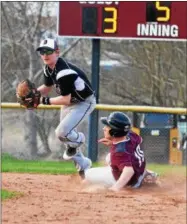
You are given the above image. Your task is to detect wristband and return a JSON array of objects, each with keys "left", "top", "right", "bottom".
[{"left": 42, "top": 97, "right": 51, "bottom": 105}]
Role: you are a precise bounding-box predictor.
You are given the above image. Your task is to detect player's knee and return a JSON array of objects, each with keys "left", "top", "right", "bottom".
[
  {"left": 55, "top": 126, "right": 68, "bottom": 140},
  {"left": 55, "top": 128, "right": 61, "bottom": 139}
]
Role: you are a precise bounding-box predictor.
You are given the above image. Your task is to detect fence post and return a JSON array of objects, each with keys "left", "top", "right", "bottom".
[{"left": 88, "top": 39, "right": 100, "bottom": 162}]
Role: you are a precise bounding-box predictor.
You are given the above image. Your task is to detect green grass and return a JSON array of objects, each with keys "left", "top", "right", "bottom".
[
  {"left": 1, "top": 153, "right": 186, "bottom": 176},
  {"left": 1, "top": 189, "right": 23, "bottom": 201},
  {"left": 147, "top": 163, "right": 186, "bottom": 176},
  {"left": 1, "top": 153, "right": 100, "bottom": 175}
]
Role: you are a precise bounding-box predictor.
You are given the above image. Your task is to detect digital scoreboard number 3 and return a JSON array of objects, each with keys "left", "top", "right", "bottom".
[
  {"left": 82, "top": 7, "right": 118, "bottom": 34},
  {"left": 58, "top": 2, "right": 187, "bottom": 41},
  {"left": 102, "top": 7, "right": 117, "bottom": 34}
]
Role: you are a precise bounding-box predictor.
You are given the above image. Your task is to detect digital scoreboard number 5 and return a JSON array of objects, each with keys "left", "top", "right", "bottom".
[
  {"left": 146, "top": 1, "right": 171, "bottom": 22},
  {"left": 138, "top": 1, "right": 179, "bottom": 38},
  {"left": 82, "top": 6, "right": 118, "bottom": 34}
]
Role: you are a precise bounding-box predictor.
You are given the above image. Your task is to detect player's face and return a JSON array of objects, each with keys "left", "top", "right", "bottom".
[
  {"left": 103, "top": 126, "right": 112, "bottom": 139},
  {"left": 39, "top": 49, "right": 59, "bottom": 66}
]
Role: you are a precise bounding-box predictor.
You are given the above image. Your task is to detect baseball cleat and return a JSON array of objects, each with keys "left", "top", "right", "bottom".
[
  {"left": 72, "top": 151, "right": 92, "bottom": 179},
  {"left": 73, "top": 152, "right": 92, "bottom": 171},
  {"left": 144, "top": 171, "right": 159, "bottom": 184},
  {"left": 63, "top": 148, "right": 92, "bottom": 179},
  {"left": 78, "top": 170, "right": 86, "bottom": 179},
  {"left": 63, "top": 146, "right": 77, "bottom": 160}
]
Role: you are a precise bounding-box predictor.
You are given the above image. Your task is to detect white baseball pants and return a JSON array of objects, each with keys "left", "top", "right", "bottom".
[{"left": 85, "top": 166, "right": 116, "bottom": 187}]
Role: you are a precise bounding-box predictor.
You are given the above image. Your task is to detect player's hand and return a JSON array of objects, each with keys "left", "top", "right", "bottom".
[{"left": 98, "top": 138, "right": 112, "bottom": 146}]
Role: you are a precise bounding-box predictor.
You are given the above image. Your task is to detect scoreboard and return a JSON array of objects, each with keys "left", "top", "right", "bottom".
[{"left": 58, "top": 1, "right": 187, "bottom": 41}]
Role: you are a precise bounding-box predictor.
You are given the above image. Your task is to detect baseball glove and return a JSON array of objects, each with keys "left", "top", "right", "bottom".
[{"left": 16, "top": 79, "right": 41, "bottom": 109}]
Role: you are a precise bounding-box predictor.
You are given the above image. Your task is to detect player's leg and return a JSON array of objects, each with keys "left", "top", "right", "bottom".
[
  {"left": 55, "top": 96, "right": 96, "bottom": 148},
  {"left": 57, "top": 102, "right": 94, "bottom": 176},
  {"left": 55, "top": 96, "right": 96, "bottom": 176},
  {"left": 59, "top": 106, "right": 79, "bottom": 140},
  {"left": 59, "top": 105, "right": 70, "bottom": 121},
  {"left": 132, "top": 169, "right": 158, "bottom": 188},
  {"left": 84, "top": 166, "right": 116, "bottom": 188},
  {"left": 63, "top": 148, "right": 92, "bottom": 179},
  {"left": 83, "top": 153, "right": 115, "bottom": 187},
  {"left": 132, "top": 169, "right": 149, "bottom": 188}
]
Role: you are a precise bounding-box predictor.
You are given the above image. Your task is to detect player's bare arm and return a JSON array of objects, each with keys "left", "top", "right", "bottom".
[
  {"left": 110, "top": 166, "right": 134, "bottom": 192},
  {"left": 37, "top": 84, "right": 53, "bottom": 96},
  {"left": 38, "top": 84, "right": 71, "bottom": 105},
  {"left": 47, "top": 94, "right": 71, "bottom": 105}
]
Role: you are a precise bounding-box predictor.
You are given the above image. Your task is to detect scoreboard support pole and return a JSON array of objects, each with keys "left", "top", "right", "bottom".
[{"left": 88, "top": 39, "right": 100, "bottom": 162}]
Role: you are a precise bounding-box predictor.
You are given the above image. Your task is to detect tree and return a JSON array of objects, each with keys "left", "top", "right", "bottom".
[
  {"left": 100, "top": 40, "right": 186, "bottom": 107},
  {"left": 1, "top": 2, "right": 81, "bottom": 159}
]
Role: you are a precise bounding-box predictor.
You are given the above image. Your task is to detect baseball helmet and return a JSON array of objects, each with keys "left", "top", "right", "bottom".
[{"left": 100, "top": 112, "right": 131, "bottom": 137}]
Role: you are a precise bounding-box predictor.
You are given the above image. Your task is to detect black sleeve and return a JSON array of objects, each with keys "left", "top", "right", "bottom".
[
  {"left": 44, "top": 74, "right": 53, "bottom": 86},
  {"left": 58, "top": 74, "right": 77, "bottom": 96}
]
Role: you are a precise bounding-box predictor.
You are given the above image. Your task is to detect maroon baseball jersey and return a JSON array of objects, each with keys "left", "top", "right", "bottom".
[{"left": 110, "top": 131, "right": 146, "bottom": 186}]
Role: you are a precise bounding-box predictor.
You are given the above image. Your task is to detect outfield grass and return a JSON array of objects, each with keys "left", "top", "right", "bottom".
[
  {"left": 147, "top": 163, "right": 186, "bottom": 176},
  {"left": 1, "top": 153, "right": 100, "bottom": 175},
  {"left": 1, "top": 189, "right": 23, "bottom": 201},
  {"left": 1, "top": 153, "right": 186, "bottom": 176}
]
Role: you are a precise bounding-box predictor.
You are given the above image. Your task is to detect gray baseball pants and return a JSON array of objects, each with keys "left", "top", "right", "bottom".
[{"left": 55, "top": 95, "right": 96, "bottom": 148}]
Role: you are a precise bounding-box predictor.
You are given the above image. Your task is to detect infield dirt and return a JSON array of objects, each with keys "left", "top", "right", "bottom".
[{"left": 2, "top": 172, "right": 186, "bottom": 224}]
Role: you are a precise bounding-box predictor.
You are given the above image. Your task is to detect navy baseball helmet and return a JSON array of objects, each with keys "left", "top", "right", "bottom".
[{"left": 100, "top": 112, "right": 131, "bottom": 137}]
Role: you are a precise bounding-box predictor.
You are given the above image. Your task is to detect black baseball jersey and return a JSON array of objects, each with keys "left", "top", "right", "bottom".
[{"left": 43, "top": 58, "right": 94, "bottom": 103}]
